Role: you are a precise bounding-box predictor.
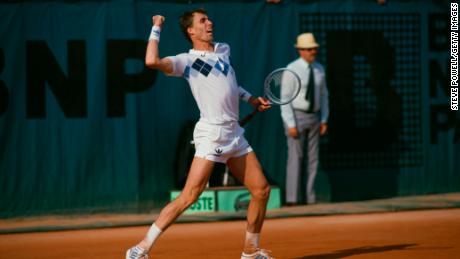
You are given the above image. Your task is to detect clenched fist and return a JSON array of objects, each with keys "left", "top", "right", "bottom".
[{"left": 152, "top": 15, "right": 165, "bottom": 27}]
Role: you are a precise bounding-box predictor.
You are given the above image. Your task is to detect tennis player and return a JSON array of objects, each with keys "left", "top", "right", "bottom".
[{"left": 126, "top": 8, "right": 274, "bottom": 259}]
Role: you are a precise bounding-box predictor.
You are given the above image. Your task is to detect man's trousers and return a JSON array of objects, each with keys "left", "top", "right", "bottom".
[{"left": 285, "top": 110, "right": 320, "bottom": 204}]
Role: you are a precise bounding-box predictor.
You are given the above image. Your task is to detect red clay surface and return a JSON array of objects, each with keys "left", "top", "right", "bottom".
[{"left": 1, "top": 208, "right": 459, "bottom": 259}]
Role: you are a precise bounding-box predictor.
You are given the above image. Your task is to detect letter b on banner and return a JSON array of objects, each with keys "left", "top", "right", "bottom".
[{"left": 327, "top": 30, "right": 402, "bottom": 152}]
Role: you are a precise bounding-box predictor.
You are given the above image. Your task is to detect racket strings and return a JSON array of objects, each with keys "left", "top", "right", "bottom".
[{"left": 264, "top": 69, "right": 300, "bottom": 105}]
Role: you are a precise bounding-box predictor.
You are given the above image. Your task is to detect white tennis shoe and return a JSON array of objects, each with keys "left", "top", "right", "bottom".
[
  {"left": 125, "top": 245, "right": 149, "bottom": 259},
  {"left": 241, "top": 248, "right": 275, "bottom": 259}
]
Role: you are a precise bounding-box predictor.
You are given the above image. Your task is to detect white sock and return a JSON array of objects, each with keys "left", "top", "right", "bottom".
[
  {"left": 142, "top": 223, "right": 162, "bottom": 250},
  {"left": 244, "top": 231, "right": 260, "bottom": 251}
]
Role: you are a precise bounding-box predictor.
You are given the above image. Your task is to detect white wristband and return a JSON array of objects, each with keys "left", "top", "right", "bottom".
[
  {"left": 238, "top": 86, "right": 252, "bottom": 102},
  {"left": 149, "top": 25, "right": 161, "bottom": 42}
]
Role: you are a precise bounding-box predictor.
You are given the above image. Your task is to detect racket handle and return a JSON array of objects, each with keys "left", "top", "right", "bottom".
[{"left": 239, "top": 108, "right": 260, "bottom": 126}]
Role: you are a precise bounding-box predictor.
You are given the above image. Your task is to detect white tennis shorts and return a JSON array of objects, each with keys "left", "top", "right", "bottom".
[{"left": 193, "top": 120, "right": 253, "bottom": 163}]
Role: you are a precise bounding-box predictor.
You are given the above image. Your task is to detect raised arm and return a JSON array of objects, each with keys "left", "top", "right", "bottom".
[{"left": 145, "top": 15, "right": 174, "bottom": 74}]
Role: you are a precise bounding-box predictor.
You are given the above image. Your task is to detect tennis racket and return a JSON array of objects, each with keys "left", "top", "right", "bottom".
[{"left": 239, "top": 68, "right": 301, "bottom": 126}]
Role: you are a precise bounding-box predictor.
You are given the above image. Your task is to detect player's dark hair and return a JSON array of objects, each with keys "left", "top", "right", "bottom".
[{"left": 179, "top": 8, "right": 207, "bottom": 43}]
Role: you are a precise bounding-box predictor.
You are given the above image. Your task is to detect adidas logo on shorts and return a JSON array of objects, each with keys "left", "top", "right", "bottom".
[{"left": 213, "top": 148, "right": 223, "bottom": 157}]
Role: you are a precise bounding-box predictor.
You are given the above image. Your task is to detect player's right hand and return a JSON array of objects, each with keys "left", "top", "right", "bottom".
[{"left": 152, "top": 15, "right": 165, "bottom": 27}]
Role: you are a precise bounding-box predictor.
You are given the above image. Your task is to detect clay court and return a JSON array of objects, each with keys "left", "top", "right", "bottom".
[{"left": 1, "top": 208, "right": 459, "bottom": 259}]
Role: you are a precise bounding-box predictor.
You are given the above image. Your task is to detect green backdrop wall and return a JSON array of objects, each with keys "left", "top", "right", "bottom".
[{"left": 0, "top": 0, "right": 458, "bottom": 217}]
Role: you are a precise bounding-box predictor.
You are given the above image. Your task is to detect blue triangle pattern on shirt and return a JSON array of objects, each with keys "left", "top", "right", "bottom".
[
  {"left": 183, "top": 66, "right": 190, "bottom": 79},
  {"left": 213, "top": 58, "right": 229, "bottom": 76},
  {"left": 191, "top": 58, "right": 213, "bottom": 77}
]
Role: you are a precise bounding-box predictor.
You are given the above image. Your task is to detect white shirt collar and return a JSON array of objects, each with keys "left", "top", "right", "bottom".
[
  {"left": 189, "top": 42, "right": 218, "bottom": 56},
  {"left": 298, "top": 57, "right": 315, "bottom": 69}
]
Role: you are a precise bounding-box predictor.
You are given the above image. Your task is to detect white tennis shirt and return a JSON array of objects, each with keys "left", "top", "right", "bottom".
[{"left": 166, "top": 42, "right": 250, "bottom": 124}]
